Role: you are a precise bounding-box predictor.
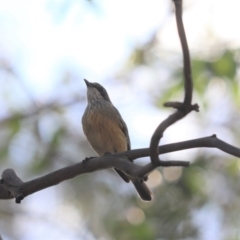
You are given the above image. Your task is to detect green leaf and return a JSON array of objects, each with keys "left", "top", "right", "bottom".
[{"left": 209, "top": 50, "right": 236, "bottom": 79}]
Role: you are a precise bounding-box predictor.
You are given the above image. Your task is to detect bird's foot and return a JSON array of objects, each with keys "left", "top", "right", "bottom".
[{"left": 82, "top": 156, "right": 95, "bottom": 169}]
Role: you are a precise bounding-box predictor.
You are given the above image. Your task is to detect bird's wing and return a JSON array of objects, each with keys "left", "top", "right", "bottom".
[{"left": 113, "top": 106, "right": 131, "bottom": 151}]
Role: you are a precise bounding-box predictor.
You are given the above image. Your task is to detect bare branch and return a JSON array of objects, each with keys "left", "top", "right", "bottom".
[
  {"left": 149, "top": 0, "right": 198, "bottom": 167},
  {"left": 1, "top": 134, "right": 240, "bottom": 203},
  {"left": 173, "top": 0, "right": 193, "bottom": 105},
  {"left": 128, "top": 135, "right": 240, "bottom": 160},
  {"left": 0, "top": 155, "right": 143, "bottom": 202},
  {"left": 150, "top": 111, "right": 186, "bottom": 165},
  {"left": 134, "top": 135, "right": 240, "bottom": 177}
]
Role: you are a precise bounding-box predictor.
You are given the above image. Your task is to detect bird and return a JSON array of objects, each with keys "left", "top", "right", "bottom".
[{"left": 82, "top": 79, "right": 153, "bottom": 201}]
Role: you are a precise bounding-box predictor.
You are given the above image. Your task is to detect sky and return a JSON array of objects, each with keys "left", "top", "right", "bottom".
[
  {"left": 0, "top": 0, "right": 240, "bottom": 239},
  {"left": 1, "top": 0, "right": 239, "bottom": 97},
  {"left": 0, "top": 0, "right": 167, "bottom": 96}
]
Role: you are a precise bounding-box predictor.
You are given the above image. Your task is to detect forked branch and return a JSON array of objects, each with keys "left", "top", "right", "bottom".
[
  {"left": 1, "top": 134, "right": 240, "bottom": 203},
  {"left": 149, "top": 0, "right": 199, "bottom": 170}
]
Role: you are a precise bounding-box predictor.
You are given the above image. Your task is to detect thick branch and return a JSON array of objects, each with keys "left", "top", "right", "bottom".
[
  {"left": 0, "top": 155, "right": 144, "bottom": 202},
  {"left": 128, "top": 135, "right": 240, "bottom": 160},
  {"left": 1, "top": 135, "right": 240, "bottom": 202},
  {"left": 135, "top": 134, "right": 240, "bottom": 177}
]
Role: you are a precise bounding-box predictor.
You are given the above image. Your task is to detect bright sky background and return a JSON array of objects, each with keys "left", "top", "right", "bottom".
[
  {"left": 1, "top": 0, "right": 240, "bottom": 239},
  {"left": 0, "top": 0, "right": 239, "bottom": 96}
]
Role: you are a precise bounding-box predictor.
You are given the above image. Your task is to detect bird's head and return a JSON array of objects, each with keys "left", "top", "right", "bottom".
[{"left": 84, "top": 79, "right": 111, "bottom": 103}]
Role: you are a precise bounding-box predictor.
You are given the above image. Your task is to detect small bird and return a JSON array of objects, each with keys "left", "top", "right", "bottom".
[{"left": 82, "top": 79, "right": 152, "bottom": 201}]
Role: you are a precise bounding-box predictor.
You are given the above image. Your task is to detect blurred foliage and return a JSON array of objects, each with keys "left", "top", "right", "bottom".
[{"left": 1, "top": 4, "right": 240, "bottom": 240}]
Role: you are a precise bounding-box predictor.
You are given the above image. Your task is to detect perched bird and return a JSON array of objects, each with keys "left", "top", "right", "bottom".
[{"left": 82, "top": 79, "right": 152, "bottom": 201}]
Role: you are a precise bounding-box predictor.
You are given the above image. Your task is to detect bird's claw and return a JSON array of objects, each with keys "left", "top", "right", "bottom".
[{"left": 82, "top": 157, "right": 95, "bottom": 169}]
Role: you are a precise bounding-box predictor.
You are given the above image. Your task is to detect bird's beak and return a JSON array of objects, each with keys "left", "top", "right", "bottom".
[{"left": 84, "top": 79, "right": 91, "bottom": 88}]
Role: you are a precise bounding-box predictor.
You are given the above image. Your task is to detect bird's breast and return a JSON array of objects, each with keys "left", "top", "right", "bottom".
[{"left": 82, "top": 107, "right": 127, "bottom": 156}]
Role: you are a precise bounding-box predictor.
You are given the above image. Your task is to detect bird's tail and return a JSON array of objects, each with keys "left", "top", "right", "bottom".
[{"left": 132, "top": 179, "right": 153, "bottom": 201}]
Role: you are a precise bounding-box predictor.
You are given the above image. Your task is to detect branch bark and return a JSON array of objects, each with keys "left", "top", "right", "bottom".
[
  {"left": 149, "top": 0, "right": 199, "bottom": 171},
  {"left": 1, "top": 134, "right": 240, "bottom": 203}
]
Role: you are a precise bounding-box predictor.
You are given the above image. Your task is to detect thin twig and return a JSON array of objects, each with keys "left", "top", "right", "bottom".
[
  {"left": 174, "top": 0, "right": 192, "bottom": 105},
  {"left": 149, "top": 0, "right": 197, "bottom": 167}
]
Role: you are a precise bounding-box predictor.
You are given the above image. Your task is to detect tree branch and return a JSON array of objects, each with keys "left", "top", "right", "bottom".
[
  {"left": 1, "top": 134, "right": 240, "bottom": 203},
  {"left": 149, "top": 0, "right": 198, "bottom": 169},
  {"left": 174, "top": 0, "right": 192, "bottom": 105}
]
